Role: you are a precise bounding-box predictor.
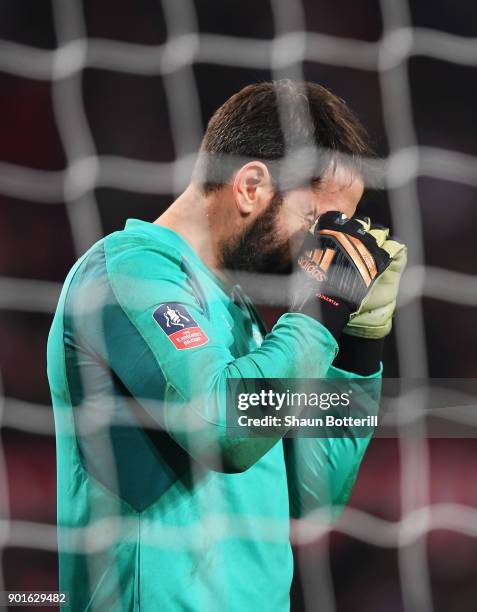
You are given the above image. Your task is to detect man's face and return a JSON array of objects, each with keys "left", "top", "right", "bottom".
[{"left": 221, "top": 167, "right": 364, "bottom": 275}]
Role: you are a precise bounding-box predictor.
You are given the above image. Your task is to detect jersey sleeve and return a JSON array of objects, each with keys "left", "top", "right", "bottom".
[
  {"left": 284, "top": 363, "right": 382, "bottom": 519},
  {"left": 103, "top": 234, "right": 339, "bottom": 473}
]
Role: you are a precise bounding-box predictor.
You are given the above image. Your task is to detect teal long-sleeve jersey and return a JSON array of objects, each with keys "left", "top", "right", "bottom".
[{"left": 47, "top": 218, "right": 380, "bottom": 611}]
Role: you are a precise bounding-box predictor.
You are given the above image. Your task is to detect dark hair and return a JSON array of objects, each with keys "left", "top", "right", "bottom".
[{"left": 194, "top": 80, "right": 375, "bottom": 195}]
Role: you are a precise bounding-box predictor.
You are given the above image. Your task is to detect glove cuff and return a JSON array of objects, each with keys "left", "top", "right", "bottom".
[{"left": 333, "top": 335, "right": 385, "bottom": 375}]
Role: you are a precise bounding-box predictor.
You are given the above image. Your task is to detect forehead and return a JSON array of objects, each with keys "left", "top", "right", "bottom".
[
  {"left": 283, "top": 166, "right": 364, "bottom": 216},
  {"left": 317, "top": 165, "right": 364, "bottom": 201}
]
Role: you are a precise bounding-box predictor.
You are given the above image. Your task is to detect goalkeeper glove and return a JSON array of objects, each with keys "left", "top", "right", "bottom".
[
  {"left": 343, "top": 217, "right": 407, "bottom": 339},
  {"left": 290, "top": 211, "right": 392, "bottom": 339}
]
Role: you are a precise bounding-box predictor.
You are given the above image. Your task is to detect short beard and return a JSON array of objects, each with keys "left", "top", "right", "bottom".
[{"left": 220, "top": 191, "right": 293, "bottom": 275}]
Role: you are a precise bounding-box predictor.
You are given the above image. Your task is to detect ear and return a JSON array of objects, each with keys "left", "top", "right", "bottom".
[{"left": 232, "top": 161, "right": 273, "bottom": 215}]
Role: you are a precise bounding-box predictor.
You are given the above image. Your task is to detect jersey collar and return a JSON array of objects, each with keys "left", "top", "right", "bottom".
[{"left": 124, "top": 218, "right": 234, "bottom": 295}]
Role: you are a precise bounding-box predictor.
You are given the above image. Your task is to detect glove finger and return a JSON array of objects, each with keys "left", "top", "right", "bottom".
[
  {"left": 368, "top": 227, "right": 390, "bottom": 247},
  {"left": 316, "top": 213, "right": 392, "bottom": 278},
  {"left": 354, "top": 216, "right": 371, "bottom": 232},
  {"left": 381, "top": 238, "right": 407, "bottom": 260}
]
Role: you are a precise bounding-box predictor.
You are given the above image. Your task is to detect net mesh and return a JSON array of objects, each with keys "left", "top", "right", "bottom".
[{"left": 1, "top": 0, "right": 477, "bottom": 610}]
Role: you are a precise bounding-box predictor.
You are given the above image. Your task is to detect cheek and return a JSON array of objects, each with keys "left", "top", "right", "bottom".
[
  {"left": 276, "top": 215, "right": 306, "bottom": 251},
  {"left": 283, "top": 223, "right": 311, "bottom": 258},
  {"left": 280, "top": 211, "right": 308, "bottom": 237}
]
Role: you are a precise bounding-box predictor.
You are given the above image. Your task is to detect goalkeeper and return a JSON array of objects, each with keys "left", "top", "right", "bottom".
[{"left": 47, "top": 80, "right": 406, "bottom": 611}]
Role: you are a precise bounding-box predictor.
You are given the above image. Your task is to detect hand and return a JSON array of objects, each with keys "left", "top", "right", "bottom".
[
  {"left": 343, "top": 218, "right": 407, "bottom": 339},
  {"left": 290, "top": 211, "right": 393, "bottom": 338}
]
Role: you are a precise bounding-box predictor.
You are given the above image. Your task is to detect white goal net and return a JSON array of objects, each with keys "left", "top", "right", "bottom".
[{"left": 1, "top": 0, "right": 477, "bottom": 610}]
